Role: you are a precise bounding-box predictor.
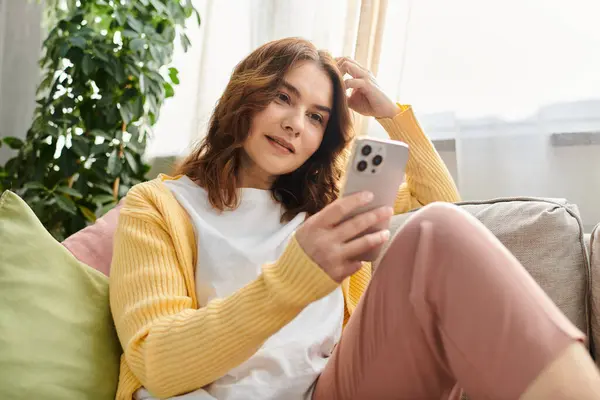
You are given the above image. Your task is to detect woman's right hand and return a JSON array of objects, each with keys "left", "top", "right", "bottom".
[{"left": 295, "top": 192, "right": 393, "bottom": 283}]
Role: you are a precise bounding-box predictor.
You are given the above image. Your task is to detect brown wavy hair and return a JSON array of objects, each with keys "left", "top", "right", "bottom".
[{"left": 176, "top": 37, "right": 353, "bottom": 221}]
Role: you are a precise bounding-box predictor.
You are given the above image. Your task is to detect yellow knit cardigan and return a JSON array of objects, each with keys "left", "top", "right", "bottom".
[{"left": 109, "top": 106, "right": 460, "bottom": 399}]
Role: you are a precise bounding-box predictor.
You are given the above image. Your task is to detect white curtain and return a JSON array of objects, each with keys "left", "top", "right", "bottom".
[
  {"left": 148, "top": 0, "right": 600, "bottom": 230},
  {"left": 373, "top": 0, "right": 600, "bottom": 231}
]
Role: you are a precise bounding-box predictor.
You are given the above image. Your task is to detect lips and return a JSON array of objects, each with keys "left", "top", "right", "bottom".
[{"left": 265, "top": 135, "right": 295, "bottom": 153}]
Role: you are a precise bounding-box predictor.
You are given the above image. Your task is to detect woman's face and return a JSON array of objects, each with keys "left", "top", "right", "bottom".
[{"left": 241, "top": 61, "right": 334, "bottom": 189}]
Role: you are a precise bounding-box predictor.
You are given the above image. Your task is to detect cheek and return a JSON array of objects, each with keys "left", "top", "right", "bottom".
[
  {"left": 301, "top": 129, "right": 325, "bottom": 159},
  {"left": 251, "top": 104, "right": 279, "bottom": 130}
]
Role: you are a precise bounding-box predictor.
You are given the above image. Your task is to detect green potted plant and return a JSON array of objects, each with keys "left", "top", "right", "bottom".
[{"left": 0, "top": 0, "right": 200, "bottom": 240}]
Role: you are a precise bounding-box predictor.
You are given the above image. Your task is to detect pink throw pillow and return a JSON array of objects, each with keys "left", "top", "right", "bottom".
[{"left": 62, "top": 201, "right": 123, "bottom": 276}]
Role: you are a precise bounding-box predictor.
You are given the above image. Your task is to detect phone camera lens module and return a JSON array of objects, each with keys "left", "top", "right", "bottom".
[
  {"left": 357, "top": 160, "right": 368, "bottom": 171},
  {"left": 372, "top": 155, "right": 383, "bottom": 166},
  {"left": 361, "top": 145, "right": 372, "bottom": 156}
]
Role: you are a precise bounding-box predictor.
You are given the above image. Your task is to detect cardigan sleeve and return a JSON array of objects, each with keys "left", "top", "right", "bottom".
[{"left": 377, "top": 105, "right": 460, "bottom": 213}]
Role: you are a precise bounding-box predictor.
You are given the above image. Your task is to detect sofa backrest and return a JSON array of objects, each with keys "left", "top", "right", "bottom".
[
  {"left": 385, "top": 198, "right": 590, "bottom": 340},
  {"left": 590, "top": 223, "right": 600, "bottom": 364}
]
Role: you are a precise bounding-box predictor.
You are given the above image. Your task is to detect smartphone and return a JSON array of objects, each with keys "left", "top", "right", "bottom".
[{"left": 340, "top": 136, "right": 409, "bottom": 260}]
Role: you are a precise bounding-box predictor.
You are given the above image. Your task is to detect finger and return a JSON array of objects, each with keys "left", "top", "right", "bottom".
[
  {"left": 336, "top": 56, "right": 368, "bottom": 72},
  {"left": 344, "top": 78, "right": 367, "bottom": 91},
  {"left": 333, "top": 206, "right": 393, "bottom": 242},
  {"left": 339, "top": 57, "right": 374, "bottom": 79},
  {"left": 341, "top": 229, "right": 391, "bottom": 260},
  {"left": 318, "top": 191, "right": 374, "bottom": 227},
  {"left": 338, "top": 59, "right": 369, "bottom": 79}
]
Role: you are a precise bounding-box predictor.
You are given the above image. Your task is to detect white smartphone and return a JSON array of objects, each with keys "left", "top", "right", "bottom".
[{"left": 340, "top": 136, "right": 409, "bottom": 260}]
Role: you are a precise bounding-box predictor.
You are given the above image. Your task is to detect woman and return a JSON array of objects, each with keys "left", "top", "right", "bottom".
[{"left": 109, "top": 38, "right": 599, "bottom": 399}]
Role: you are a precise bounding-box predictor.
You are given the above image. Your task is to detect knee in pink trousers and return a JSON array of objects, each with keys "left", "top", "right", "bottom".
[{"left": 313, "top": 202, "right": 584, "bottom": 400}]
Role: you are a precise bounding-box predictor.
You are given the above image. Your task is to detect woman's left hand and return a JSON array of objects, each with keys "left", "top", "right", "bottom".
[{"left": 336, "top": 57, "right": 400, "bottom": 119}]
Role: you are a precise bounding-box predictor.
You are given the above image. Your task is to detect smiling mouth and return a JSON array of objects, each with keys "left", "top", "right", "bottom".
[{"left": 265, "top": 135, "right": 294, "bottom": 153}]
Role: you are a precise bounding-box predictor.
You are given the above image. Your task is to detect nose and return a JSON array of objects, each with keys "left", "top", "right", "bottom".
[{"left": 282, "top": 109, "right": 304, "bottom": 138}]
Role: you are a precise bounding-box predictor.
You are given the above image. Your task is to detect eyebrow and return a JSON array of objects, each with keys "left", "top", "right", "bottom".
[{"left": 282, "top": 81, "right": 332, "bottom": 114}]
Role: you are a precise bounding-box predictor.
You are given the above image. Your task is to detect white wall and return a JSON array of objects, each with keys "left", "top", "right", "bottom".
[
  {"left": 0, "top": 0, "right": 43, "bottom": 164},
  {"left": 439, "top": 140, "right": 600, "bottom": 233}
]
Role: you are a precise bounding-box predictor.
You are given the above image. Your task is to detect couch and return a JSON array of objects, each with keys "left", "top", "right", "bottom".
[{"left": 2, "top": 191, "right": 599, "bottom": 399}]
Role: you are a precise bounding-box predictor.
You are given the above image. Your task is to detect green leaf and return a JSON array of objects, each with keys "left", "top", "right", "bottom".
[
  {"left": 127, "top": 15, "right": 143, "bottom": 33},
  {"left": 149, "top": 45, "right": 164, "bottom": 64},
  {"left": 126, "top": 137, "right": 144, "bottom": 153},
  {"left": 71, "top": 136, "right": 89, "bottom": 157},
  {"left": 91, "top": 141, "right": 111, "bottom": 155},
  {"left": 58, "top": 42, "right": 69, "bottom": 58},
  {"left": 180, "top": 34, "right": 191, "bottom": 52},
  {"left": 46, "top": 124, "right": 60, "bottom": 137},
  {"left": 114, "top": 60, "right": 126, "bottom": 84},
  {"left": 139, "top": 73, "right": 146, "bottom": 93},
  {"left": 105, "top": 58, "right": 126, "bottom": 84},
  {"left": 122, "top": 29, "right": 139, "bottom": 39},
  {"left": 95, "top": 183, "right": 114, "bottom": 195},
  {"left": 130, "top": 38, "right": 145, "bottom": 52},
  {"left": 93, "top": 48, "right": 109, "bottom": 62},
  {"left": 56, "top": 186, "right": 83, "bottom": 199},
  {"left": 115, "top": 11, "right": 127, "bottom": 26},
  {"left": 148, "top": 112, "right": 157, "bottom": 125},
  {"left": 69, "top": 36, "right": 86, "bottom": 49},
  {"left": 91, "top": 129, "right": 115, "bottom": 140},
  {"left": 78, "top": 27, "right": 95, "bottom": 38},
  {"left": 168, "top": 67, "right": 180, "bottom": 85},
  {"left": 164, "top": 82, "right": 175, "bottom": 98},
  {"left": 149, "top": 0, "right": 167, "bottom": 14},
  {"left": 124, "top": 151, "right": 139, "bottom": 174},
  {"left": 3, "top": 137, "right": 24, "bottom": 149},
  {"left": 78, "top": 205, "right": 97, "bottom": 222},
  {"left": 133, "top": 96, "right": 144, "bottom": 120},
  {"left": 162, "top": 25, "right": 176, "bottom": 43},
  {"left": 23, "top": 182, "right": 47, "bottom": 191},
  {"left": 119, "top": 103, "right": 132, "bottom": 125},
  {"left": 93, "top": 194, "right": 117, "bottom": 204},
  {"left": 147, "top": 94, "right": 159, "bottom": 116},
  {"left": 82, "top": 53, "right": 94, "bottom": 75},
  {"left": 107, "top": 149, "right": 122, "bottom": 175},
  {"left": 118, "top": 184, "right": 130, "bottom": 198},
  {"left": 38, "top": 74, "right": 54, "bottom": 93},
  {"left": 54, "top": 194, "right": 78, "bottom": 215}
]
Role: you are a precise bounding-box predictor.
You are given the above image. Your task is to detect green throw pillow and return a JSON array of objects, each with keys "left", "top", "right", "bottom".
[{"left": 0, "top": 191, "right": 121, "bottom": 399}]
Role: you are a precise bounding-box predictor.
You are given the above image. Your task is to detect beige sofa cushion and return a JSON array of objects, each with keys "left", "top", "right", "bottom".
[
  {"left": 590, "top": 223, "right": 600, "bottom": 363},
  {"left": 384, "top": 197, "right": 590, "bottom": 337}
]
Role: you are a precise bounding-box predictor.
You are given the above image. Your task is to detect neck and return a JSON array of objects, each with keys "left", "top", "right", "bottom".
[{"left": 239, "top": 155, "right": 275, "bottom": 190}]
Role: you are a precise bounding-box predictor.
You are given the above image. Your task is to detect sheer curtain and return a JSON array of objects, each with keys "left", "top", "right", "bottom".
[
  {"left": 372, "top": 0, "right": 600, "bottom": 231},
  {"left": 148, "top": 0, "right": 600, "bottom": 230}
]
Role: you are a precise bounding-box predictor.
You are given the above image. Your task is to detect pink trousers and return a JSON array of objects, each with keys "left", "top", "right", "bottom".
[{"left": 313, "top": 203, "right": 584, "bottom": 400}]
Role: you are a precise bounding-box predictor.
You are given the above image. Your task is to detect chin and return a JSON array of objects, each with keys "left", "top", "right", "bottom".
[{"left": 257, "top": 158, "right": 299, "bottom": 177}]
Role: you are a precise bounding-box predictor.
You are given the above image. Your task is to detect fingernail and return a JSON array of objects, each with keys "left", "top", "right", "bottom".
[
  {"left": 385, "top": 206, "right": 394, "bottom": 216},
  {"left": 362, "top": 191, "right": 374, "bottom": 202},
  {"left": 381, "top": 230, "right": 390, "bottom": 241}
]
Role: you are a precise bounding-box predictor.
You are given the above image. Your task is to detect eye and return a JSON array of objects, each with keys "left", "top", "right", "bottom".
[
  {"left": 309, "top": 113, "right": 324, "bottom": 125},
  {"left": 276, "top": 92, "right": 290, "bottom": 104}
]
